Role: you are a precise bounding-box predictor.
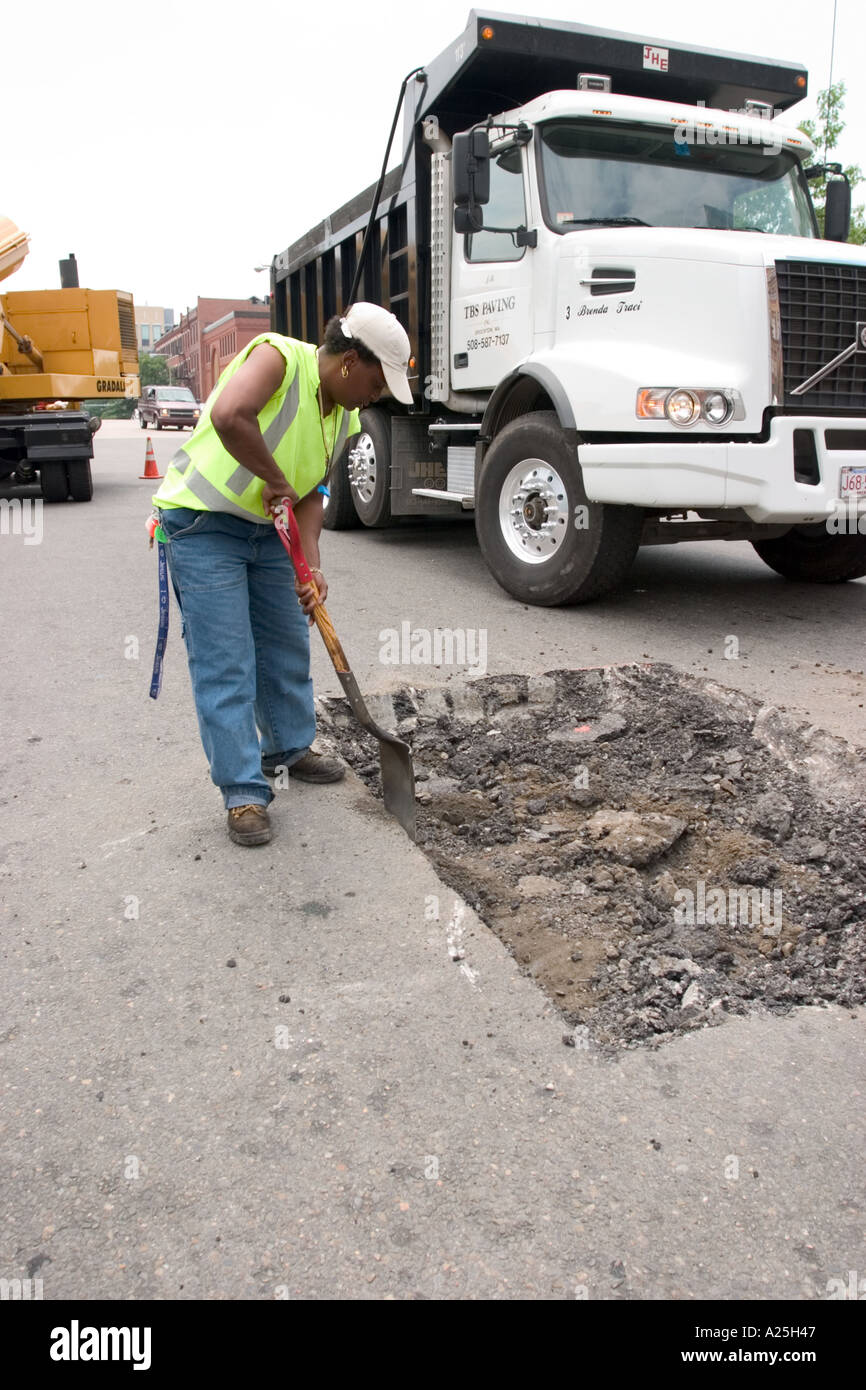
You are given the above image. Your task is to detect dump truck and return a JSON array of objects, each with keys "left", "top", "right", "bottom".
[
  {"left": 0, "top": 216, "right": 139, "bottom": 502},
  {"left": 270, "top": 9, "right": 866, "bottom": 605}
]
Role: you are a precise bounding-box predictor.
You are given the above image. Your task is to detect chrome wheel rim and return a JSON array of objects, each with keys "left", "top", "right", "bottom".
[
  {"left": 348, "top": 432, "right": 376, "bottom": 506},
  {"left": 499, "top": 458, "right": 569, "bottom": 564}
]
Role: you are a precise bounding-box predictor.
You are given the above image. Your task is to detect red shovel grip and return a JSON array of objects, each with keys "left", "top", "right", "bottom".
[{"left": 274, "top": 498, "right": 313, "bottom": 586}]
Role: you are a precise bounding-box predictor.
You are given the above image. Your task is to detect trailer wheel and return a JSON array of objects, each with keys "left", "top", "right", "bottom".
[
  {"left": 67, "top": 460, "right": 93, "bottom": 502},
  {"left": 40, "top": 462, "right": 69, "bottom": 503},
  {"left": 752, "top": 524, "right": 866, "bottom": 583},
  {"left": 475, "top": 411, "right": 643, "bottom": 606},
  {"left": 321, "top": 440, "right": 361, "bottom": 531},
  {"left": 349, "top": 409, "right": 391, "bottom": 528}
]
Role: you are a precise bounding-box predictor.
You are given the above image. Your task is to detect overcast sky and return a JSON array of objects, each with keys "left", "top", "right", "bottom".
[{"left": 6, "top": 0, "right": 863, "bottom": 315}]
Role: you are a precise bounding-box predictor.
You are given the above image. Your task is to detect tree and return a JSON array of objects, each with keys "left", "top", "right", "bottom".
[
  {"left": 799, "top": 81, "right": 865, "bottom": 244},
  {"left": 139, "top": 352, "right": 170, "bottom": 388}
]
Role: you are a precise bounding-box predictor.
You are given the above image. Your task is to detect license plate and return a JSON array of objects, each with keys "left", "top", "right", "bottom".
[{"left": 839, "top": 466, "right": 866, "bottom": 499}]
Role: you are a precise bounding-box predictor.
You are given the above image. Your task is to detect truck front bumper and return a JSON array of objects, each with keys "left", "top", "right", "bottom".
[{"left": 579, "top": 414, "right": 866, "bottom": 524}]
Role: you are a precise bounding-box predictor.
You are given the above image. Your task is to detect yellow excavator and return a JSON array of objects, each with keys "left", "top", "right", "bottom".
[{"left": 0, "top": 215, "right": 139, "bottom": 501}]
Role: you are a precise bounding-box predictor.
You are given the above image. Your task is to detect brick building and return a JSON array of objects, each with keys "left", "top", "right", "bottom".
[
  {"left": 200, "top": 304, "right": 271, "bottom": 398},
  {"left": 155, "top": 297, "right": 270, "bottom": 401}
]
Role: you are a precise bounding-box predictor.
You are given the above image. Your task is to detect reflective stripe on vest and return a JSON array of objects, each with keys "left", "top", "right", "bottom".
[{"left": 152, "top": 335, "right": 359, "bottom": 519}]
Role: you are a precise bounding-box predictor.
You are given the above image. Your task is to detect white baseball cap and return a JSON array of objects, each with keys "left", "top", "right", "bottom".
[{"left": 341, "top": 303, "right": 414, "bottom": 404}]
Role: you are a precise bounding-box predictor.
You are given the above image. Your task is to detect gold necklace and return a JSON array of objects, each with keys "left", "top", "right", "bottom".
[{"left": 317, "top": 380, "right": 339, "bottom": 469}]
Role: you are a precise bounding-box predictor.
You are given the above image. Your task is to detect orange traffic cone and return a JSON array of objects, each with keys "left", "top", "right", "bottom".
[{"left": 140, "top": 436, "right": 162, "bottom": 480}]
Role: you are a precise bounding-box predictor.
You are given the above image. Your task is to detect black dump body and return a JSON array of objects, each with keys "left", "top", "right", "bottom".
[{"left": 271, "top": 9, "right": 807, "bottom": 399}]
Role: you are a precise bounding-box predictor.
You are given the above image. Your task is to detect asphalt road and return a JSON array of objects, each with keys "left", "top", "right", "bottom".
[
  {"left": 121, "top": 421, "right": 866, "bottom": 740},
  {"left": 0, "top": 420, "right": 863, "bottom": 1303}
]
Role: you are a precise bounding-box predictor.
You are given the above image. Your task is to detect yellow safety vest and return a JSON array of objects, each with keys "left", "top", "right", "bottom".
[{"left": 152, "top": 333, "right": 360, "bottom": 519}]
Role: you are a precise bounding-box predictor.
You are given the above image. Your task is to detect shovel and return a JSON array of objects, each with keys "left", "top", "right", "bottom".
[{"left": 273, "top": 501, "right": 416, "bottom": 841}]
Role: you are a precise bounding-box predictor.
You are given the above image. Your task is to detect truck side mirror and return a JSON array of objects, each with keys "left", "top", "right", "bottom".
[
  {"left": 824, "top": 176, "right": 851, "bottom": 242},
  {"left": 453, "top": 129, "right": 490, "bottom": 233},
  {"left": 454, "top": 205, "right": 483, "bottom": 234}
]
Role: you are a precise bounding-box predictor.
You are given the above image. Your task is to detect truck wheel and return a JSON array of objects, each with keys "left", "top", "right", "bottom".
[
  {"left": 67, "top": 460, "right": 93, "bottom": 502},
  {"left": 349, "top": 408, "right": 391, "bottom": 528},
  {"left": 139, "top": 414, "right": 147, "bottom": 429},
  {"left": 752, "top": 524, "right": 866, "bottom": 583},
  {"left": 155, "top": 420, "right": 163, "bottom": 431},
  {"left": 475, "top": 411, "right": 643, "bottom": 606},
  {"left": 322, "top": 440, "right": 361, "bottom": 531},
  {"left": 40, "top": 462, "right": 69, "bottom": 502}
]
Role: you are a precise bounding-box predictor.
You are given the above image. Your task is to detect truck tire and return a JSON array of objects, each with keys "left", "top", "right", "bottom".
[
  {"left": 752, "top": 524, "right": 866, "bottom": 583},
  {"left": 322, "top": 440, "right": 361, "bottom": 531},
  {"left": 475, "top": 411, "right": 643, "bottom": 606},
  {"left": 67, "top": 460, "right": 93, "bottom": 502},
  {"left": 40, "top": 462, "right": 69, "bottom": 503},
  {"left": 139, "top": 413, "right": 147, "bottom": 429},
  {"left": 349, "top": 408, "right": 392, "bottom": 528}
]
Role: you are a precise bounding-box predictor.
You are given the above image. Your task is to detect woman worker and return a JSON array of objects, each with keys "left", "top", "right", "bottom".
[{"left": 152, "top": 302, "right": 413, "bottom": 845}]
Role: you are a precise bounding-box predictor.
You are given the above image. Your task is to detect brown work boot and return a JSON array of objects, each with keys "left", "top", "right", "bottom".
[
  {"left": 263, "top": 748, "right": 345, "bottom": 783},
  {"left": 227, "top": 804, "right": 272, "bottom": 846},
  {"left": 288, "top": 750, "right": 345, "bottom": 783}
]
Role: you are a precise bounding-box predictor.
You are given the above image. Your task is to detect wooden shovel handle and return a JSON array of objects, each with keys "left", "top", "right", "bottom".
[{"left": 273, "top": 502, "right": 349, "bottom": 675}]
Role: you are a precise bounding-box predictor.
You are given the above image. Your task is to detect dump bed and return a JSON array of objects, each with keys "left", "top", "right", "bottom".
[{"left": 417, "top": 9, "right": 807, "bottom": 136}]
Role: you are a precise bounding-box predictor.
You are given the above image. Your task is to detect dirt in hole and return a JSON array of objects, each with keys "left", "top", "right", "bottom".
[{"left": 321, "top": 665, "right": 866, "bottom": 1052}]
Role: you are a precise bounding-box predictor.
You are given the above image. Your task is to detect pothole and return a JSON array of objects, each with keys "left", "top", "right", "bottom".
[{"left": 320, "top": 664, "right": 866, "bottom": 1053}]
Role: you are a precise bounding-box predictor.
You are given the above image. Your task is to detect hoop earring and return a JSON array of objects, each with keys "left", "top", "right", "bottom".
[{"left": 341, "top": 363, "right": 349, "bottom": 378}]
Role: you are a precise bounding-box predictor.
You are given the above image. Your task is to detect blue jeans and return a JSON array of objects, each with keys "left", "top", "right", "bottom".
[{"left": 158, "top": 507, "right": 316, "bottom": 809}]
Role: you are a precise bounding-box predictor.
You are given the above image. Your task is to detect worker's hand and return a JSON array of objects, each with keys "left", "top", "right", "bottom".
[
  {"left": 295, "top": 570, "right": 327, "bottom": 621},
  {"left": 264, "top": 482, "right": 298, "bottom": 517}
]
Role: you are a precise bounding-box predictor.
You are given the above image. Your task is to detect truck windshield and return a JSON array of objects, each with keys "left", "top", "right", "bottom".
[
  {"left": 157, "top": 388, "right": 196, "bottom": 401},
  {"left": 538, "top": 120, "right": 816, "bottom": 237}
]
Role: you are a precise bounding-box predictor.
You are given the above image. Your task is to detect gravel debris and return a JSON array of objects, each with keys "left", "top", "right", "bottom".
[{"left": 322, "top": 665, "right": 866, "bottom": 1053}]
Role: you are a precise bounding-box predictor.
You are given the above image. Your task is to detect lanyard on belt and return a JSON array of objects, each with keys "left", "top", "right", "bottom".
[{"left": 147, "top": 514, "right": 169, "bottom": 699}]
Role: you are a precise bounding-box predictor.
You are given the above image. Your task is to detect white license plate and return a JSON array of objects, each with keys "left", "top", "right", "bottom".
[{"left": 839, "top": 466, "right": 866, "bottom": 499}]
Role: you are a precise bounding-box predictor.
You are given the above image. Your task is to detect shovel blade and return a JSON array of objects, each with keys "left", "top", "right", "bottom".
[
  {"left": 336, "top": 670, "right": 416, "bottom": 840},
  {"left": 379, "top": 739, "right": 417, "bottom": 841}
]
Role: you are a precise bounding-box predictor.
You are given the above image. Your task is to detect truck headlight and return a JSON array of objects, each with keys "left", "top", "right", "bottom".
[
  {"left": 701, "top": 391, "right": 732, "bottom": 425},
  {"left": 636, "top": 387, "right": 743, "bottom": 428},
  {"left": 665, "top": 389, "right": 701, "bottom": 426},
  {"left": 160, "top": 408, "right": 168, "bottom": 416}
]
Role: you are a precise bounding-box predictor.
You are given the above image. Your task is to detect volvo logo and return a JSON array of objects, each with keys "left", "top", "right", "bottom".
[{"left": 792, "top": 320, "right": 866, "bottom": 396}]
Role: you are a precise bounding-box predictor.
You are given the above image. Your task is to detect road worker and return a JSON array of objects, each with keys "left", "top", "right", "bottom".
[{"left": 151, "top": 303, "right": 413, "bottom": 845}]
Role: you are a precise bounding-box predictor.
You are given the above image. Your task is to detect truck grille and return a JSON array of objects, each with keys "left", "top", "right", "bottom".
[{"left": 775, "top": 259, "right": 866, "bottom": 412}]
